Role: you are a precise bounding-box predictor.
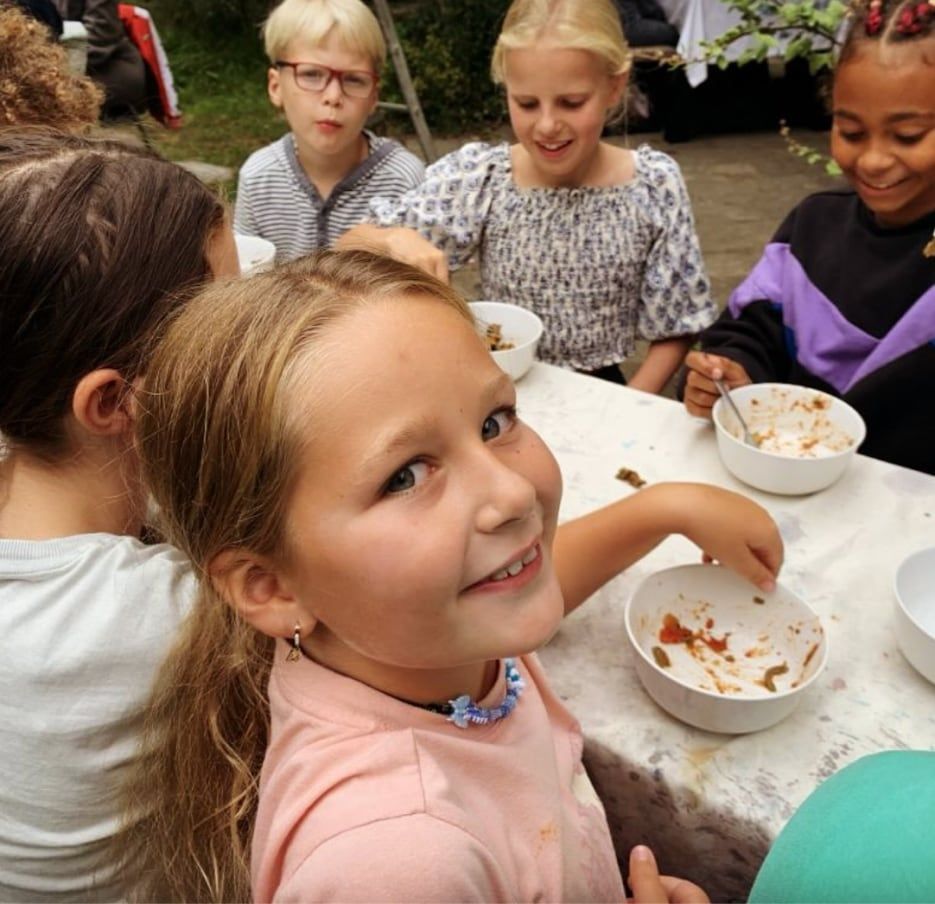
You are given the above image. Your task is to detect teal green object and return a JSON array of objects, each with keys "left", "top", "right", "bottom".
[{"left": 749, "top": 751, "right": 935, "bottom": 903}]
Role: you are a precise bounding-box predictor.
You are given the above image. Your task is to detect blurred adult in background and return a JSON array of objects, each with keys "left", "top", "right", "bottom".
[
  {"left": 0, "top": 3, "right": 102, "bottom": 130},
  {"left": 612, "top": 0, "right": 678, "bottom": 47},
  {"left": 9, "top": 0, "right": 62, "bottom": 35},
  {"left": 51, "top": 0, "right": 147, "bottom": 120}
]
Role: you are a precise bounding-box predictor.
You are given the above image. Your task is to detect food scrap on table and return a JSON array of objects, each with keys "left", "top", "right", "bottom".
[{"left": 615, "top": 467, "right": 646, "bottom": 488}]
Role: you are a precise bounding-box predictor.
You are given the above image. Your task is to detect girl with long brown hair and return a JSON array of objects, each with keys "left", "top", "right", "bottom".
[
  {"left": 119, "top": 248, "right": 781, "bottom": 902},
  {"left": 0, "top": 127, "right": 236, "bottom": 901}
]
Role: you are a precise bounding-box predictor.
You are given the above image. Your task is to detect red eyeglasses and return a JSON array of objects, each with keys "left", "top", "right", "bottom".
[{"left": 275, "top": 61, "right": 378, "bottom": 98}]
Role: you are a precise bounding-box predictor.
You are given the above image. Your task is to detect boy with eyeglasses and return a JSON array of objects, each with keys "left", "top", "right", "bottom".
[{"left": 235, "top": 0, "right": 424, "bottom": 261}]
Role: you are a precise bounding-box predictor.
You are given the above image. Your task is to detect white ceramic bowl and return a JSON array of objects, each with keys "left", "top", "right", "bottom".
[
  {"left": 625, "top": 564, "right": 827, "bottom": 734},
  {"left": 469, "top": 301, "right": 544, "bottom": 381},
  {"left": 234, "top": 233, "right": 277, "bottom": 274},
  {"left": 712, "top": 383, "right": 866, "bottom": 495},
  {"left": 894, "top": 546, "right": 935, "bottom": 685}
]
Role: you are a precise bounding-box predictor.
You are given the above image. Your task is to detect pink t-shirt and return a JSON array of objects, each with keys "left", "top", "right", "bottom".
[{"left": 252, "top": 647, "right": 626, "bottom": 903}]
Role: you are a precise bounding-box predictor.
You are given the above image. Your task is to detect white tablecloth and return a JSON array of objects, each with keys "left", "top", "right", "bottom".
[{"left": 518, "top": 362, "right": 935, "bottom": 900}]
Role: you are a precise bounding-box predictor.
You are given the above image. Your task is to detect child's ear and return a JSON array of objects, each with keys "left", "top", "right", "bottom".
[
  {"left": 268, "top": 65, "right": 284, "bottom": 109},
  {"left": 608, "top": 70, "right": 629, "bottom": 110},
  {"left": 209, "top": 548, "right": 317, "bottom": 641},
  {"left": 72, "top": 368, "right": 135, "bottom": 437}
]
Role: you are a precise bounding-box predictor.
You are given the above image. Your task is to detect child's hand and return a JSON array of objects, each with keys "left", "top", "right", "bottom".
[
  {"left": 681, "top": 485, "right": 782, "bottom": 592},
  {"left": 336, "top": 225, "right": 449, "bottom": 283},
  {"left": 378, "top": 227, "right": 450, "bottom": 283},
  {"left": 683, "top": 351, "right": 751, "bottom": 419},
  {"left": 627, "top": 845, "right": 709, "bottom": 903}
]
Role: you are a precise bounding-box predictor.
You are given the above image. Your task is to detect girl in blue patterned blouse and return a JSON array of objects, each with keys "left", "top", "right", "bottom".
[{"left": 340, "top": 0, "right": 716, "bottom": 392}]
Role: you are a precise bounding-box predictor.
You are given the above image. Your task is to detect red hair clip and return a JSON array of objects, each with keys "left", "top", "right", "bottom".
[
  {"left": 865, "top": 0, "right": 885, "bottom": 34},
  {"left": 894, "top": 0, "right": 935, "bottom": 33}
]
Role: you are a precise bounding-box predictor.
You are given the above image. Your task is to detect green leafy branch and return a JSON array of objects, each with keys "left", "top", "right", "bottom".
[
  {"left": 779, "top": 120, "right": 842, "bottom": 175},
  {"left": 700, "top": 0, "right": 850, "bottom": 74},
  {"left": 694, "top": 1, "right": 853, "bottom": 175}
]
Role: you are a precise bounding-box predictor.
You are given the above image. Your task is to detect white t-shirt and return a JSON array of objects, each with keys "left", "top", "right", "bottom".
[{"left": 0, "top": 533, "right": 194, "bottom": 902}]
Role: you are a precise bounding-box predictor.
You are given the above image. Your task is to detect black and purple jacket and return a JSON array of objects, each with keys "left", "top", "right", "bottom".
[{"left": 694, "top": 189, "right": 935, "bottom": 475}]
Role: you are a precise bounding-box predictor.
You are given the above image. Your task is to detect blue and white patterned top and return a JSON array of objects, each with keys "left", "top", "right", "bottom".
[{"left": 370, "top": 142, "right": 716, "bottom": 370}]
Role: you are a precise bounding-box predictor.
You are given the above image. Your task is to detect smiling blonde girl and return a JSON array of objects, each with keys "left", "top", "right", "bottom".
[
  {"left": 342, "top": 0, "right": 716, "bottom": 392},
  {"left": 114, "top": 249, "right": 781, "bottom": 902}
]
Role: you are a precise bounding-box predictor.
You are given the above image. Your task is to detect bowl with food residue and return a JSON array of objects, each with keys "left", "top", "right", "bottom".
[
  {"left": 625, "top": 563, "right": 827, "bottom": 733},
  {"left": 469, "top": 301, "right": 544, "bottom": 381},
  {"left": 712, "top": 383, "right": 866, "bottom": 495}
]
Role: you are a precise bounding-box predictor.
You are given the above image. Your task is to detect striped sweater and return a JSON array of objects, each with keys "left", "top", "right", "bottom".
[{"left": 234, "top": 130, "right": 424, "bottom": 261}]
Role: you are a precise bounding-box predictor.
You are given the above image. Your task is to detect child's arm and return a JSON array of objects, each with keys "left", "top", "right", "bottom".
[
  {"left": 344, "top": 142, "right": 497, "bottom": 281},
  {"left": 628, "top": 336, "right": 694, "bottom": 394},
  {"left": 679, "top": 200, "right": 807, "bottom": 415},
  {"left": 552, "top": 482, "right": 782, "bottom": 615},
  {"left": 635, "top": 154, "right": 717, "bottom": 372},
  {"left": 337, "top": 223, "right": 449, "bottom": 282}
]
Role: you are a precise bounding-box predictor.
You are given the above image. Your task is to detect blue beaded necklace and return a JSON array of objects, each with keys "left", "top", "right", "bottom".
[{"left": 416, "top": 658, "right": 525, "bottom": 729}]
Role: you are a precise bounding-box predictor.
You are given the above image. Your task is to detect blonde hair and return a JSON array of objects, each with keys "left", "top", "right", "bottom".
[
  {"left": 0, "top": 5, "right": 103, "bottom": 129},
  {"left": 491, "top": 0, "right": 631, "bottom": 84},
  {"left": 262, "top": 0, "right": 387, "bottom": 72},
  {"left": 115, "top": 250, "right": 471, "bottom": 902}
]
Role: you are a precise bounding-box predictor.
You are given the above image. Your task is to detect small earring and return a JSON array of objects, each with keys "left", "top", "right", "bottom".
[{"left": 286, "top": 624, "right": 302, "bottom": 662}]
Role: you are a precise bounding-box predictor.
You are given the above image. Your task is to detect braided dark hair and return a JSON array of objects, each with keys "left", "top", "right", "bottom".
[{"left": 841, "top": 0, "right": 935, "bottom": 61}]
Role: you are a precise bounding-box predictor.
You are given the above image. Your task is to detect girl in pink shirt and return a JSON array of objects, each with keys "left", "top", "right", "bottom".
[{"left": 116, "top": 250, "right": 778, "bottom": 902}]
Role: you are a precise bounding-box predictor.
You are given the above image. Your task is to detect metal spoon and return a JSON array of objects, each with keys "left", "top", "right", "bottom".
[{"left": 713, "top": 377, "right": 759, "bottom": 447}]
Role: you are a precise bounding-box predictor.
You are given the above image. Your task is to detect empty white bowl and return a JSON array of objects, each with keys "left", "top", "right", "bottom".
[
  {"left": 469, "top": 301, "right": 544, "bottom": 381},
  {"left": 625, "top": 564, "right": 827, "bottom": 734},
  {"left": 894, "top": 546, "right": 935, "bottom": 685},
  {"left": 712, "top": 383, "right": 866, "bottom": 495},
  {"left": 234, "top": 233, "right": 276, "bottom": 274}
]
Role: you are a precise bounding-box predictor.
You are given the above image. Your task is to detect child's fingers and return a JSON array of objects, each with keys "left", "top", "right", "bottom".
[
  {"left": 683, "top": 375, "right": 718, "bottom": 419},
  {"left": 752, "top": 538, "right": 784, "bottom": 582},
  {"left": 627, "top": 845, "right": 670, "bottom": 903},
  {"left": 743, "top": 549, "right": 779, "bottom": 592},
  {"left": 685, "top": 351, "right": 751, "bottom": 387},
  {"left": 412, "top": 248, "right": 448, "bottom": 284},
  {"left": 658, "top": 876, "right": 711, "bottom": 904},
  {"left": 720, "top": 542, "right": 781, "bottom": 592},
  {"left": 430, "top": 253, "right": 450, "bottom": 284},
  {"left": 702, "top": 549, "right": 776, "bottom": 592},
  {"left": 683, "top": 350, "right": 724, "bottom": 380},
  {"left": 628, "top": 847, "right": 710, "bottom": 904}
]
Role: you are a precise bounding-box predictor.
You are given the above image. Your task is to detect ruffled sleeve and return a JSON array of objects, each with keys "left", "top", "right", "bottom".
[
  {"left": 369, "top": 142, "right": 505, "bottom": 269},
  {"left": 636, "top": 149, "right": 716, "bottom": 340}
]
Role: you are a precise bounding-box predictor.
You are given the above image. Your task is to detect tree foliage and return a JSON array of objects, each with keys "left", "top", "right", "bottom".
[
  {"left": 386, "top": 1, "right": 508, "bottom": 133},
  {"left": 144, "top": 0, "right": 509, "bottom": 133},
  {"left": 701, "top": 0, "right": 849, "bottom": 74}
]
